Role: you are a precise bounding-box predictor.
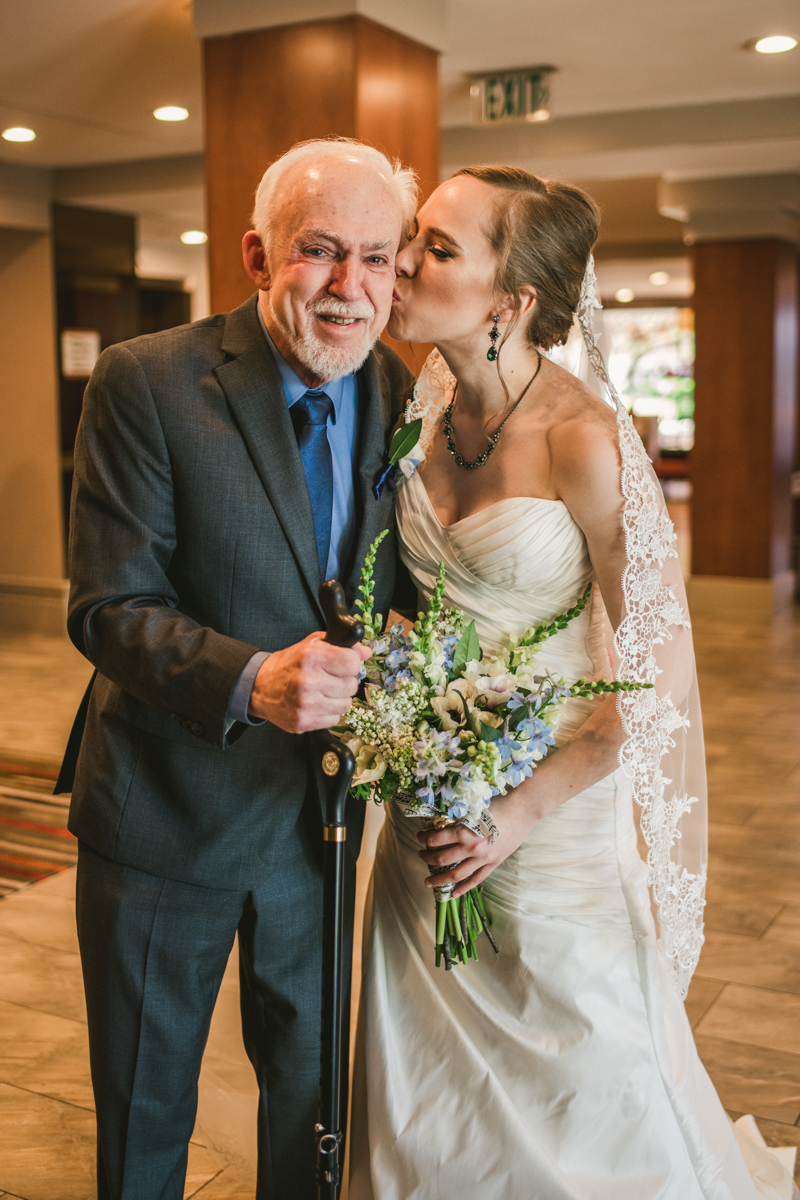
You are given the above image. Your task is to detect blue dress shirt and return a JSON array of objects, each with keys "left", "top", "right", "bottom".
[{"left": 226, "top": 305, "right": 360, "bottom": 727}]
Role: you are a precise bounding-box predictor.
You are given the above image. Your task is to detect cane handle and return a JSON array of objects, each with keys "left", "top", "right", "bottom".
[{"left": 319, "top": 579, "right": 364, "bottom": 648}]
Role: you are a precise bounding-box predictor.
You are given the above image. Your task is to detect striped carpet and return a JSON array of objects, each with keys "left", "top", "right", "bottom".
[{"left": 0, "top": 753, "right": 75, "bottom": 898}]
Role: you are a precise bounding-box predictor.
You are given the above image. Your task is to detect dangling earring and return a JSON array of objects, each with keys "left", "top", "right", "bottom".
[{"left": 487, "top": 314, "right": 500, "bottom": 361}]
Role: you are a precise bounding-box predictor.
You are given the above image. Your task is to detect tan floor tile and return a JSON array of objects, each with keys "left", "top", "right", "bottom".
[
  {"left": 683, "top": 976, "right": 725, "bottom": 1028},
  {"left": 0, "top": 934, "right": 86, "bottom": 1022},
  {"left": 0, "top": 1020, "right": 94, "bottom": 1111},
  {"left": 706, "top": 823, "right": 800, "bottom": 867},
  {"left": 764, "top": 905, "right": 800, "bottom": 948},
  {"left": 744, "top": 806, "right": 800, "bottom": 831},
  {"left": 695, "top": 983, "right": 800, "bottom": 1056},
  {"left": 184, "top": 1143, "right": 227, "bottom": 1199},
  {"left": 0, "top": 1081, "right": 95, "bottom": 1200},
  {"left": 703, "top": 894, "right": 784, "bottom": 938},
  {"left": 27, "top": 865, "right": 76, "bottom": 899},
  {"left": 0, "top": 635, "right": 93, "bottom": 762},
  {"left": 706, "top": 853, "right": 800, "bottom": 905},
  {"left": 0, "top": 998, "right": 85, "bottom": 1078},
  {"left": 189, "top": 1166, "right": 253, "bottom": 1199},
  {"left": 696, "top": 930, "right": 800, "bottom": 995},
  {"left": 706, "top": 802, "right": 758, "bottom": 827},
  {"left": 695, "top": 1034, "right": 800, "bottom": 1124},
  {"left": 0, "top": 892, "right": 79, "bottom": 954}
]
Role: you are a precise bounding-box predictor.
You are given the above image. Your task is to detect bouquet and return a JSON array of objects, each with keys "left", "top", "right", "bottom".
[{"left": 337, "top": 531, "right": 650, "bottom": 970}]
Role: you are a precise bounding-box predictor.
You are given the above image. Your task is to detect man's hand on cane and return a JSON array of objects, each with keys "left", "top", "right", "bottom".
[{"left": 249, "top": 632, "right": 371, "bottom": 732}]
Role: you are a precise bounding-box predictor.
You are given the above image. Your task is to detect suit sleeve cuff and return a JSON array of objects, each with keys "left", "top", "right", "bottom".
[{"left": 227, "top": 651, "right": 270, "bottom": 726}]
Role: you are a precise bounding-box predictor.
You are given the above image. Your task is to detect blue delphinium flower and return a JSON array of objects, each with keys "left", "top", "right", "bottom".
[
  {"left": 439, "top": 633, "right": 459, "bottom": 672},
  {"left": 413, "top": 730, "right": 463, "bottom": 803},
  {"left": 523, "top": 717, "right": 556, "bottom": 757},
  {"left": 384, "top": 667, "right": 412, "bottom": 693}
]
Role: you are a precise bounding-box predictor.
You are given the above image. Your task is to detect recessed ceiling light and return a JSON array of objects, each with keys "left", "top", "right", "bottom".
[
  {"left": 154, "top": 106, "right": 189, "bottom": 122},
  {"left": 2, "top": 126, "right": 36, "bottom": 142},
  {"left": 754, "top": 35, "right": 797, "bottom": 53},
  {"left": 526, "top": 107, "right": 551, "bottom": 122},
  {"left": 649, "top": 271, "right": 670, "bottom": 286},
  {"left": 181, "top": 230, "right": 207, "bottom": 245},
  {"left": 615, "top": 288, "right": 635, "bottom": 303}
]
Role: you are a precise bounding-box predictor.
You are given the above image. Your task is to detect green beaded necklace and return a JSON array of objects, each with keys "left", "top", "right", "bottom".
[{"left": 442, "top": 351, "right": 543, "bottom": 471}]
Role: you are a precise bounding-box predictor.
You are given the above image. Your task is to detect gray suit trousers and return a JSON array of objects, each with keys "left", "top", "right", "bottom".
[{"left": 77, "top": 833, "right": 354, "bottom": 1200}]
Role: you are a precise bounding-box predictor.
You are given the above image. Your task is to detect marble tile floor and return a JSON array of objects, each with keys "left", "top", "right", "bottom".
[{"left": 0, "top": 599, "right": 799, "bottom": 1197}]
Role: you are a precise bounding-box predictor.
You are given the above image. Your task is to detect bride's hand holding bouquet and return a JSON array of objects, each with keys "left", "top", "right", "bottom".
[{"left": 336, "top": 529, "right": 651, "bottom": 969}]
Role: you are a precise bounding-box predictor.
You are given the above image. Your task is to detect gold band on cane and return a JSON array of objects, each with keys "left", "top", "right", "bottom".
[{"left": 323, "top": 825, "right": 347, "bottom": 842}]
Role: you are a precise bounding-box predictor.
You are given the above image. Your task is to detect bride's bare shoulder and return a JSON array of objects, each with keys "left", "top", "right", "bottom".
[{"left": 541, "top": 358, "right": 620, "bottom": 470}]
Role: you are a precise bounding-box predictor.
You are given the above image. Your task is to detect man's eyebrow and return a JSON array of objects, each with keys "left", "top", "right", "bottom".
[
  {"left": 426, "top": 226, "right": 462, "bottom": 251},
  {"left": 364, "top": 239, "right": 393, "bottom": 252},
  {"left": 297, "top": 226, "right": 346, "bottom": 247}
]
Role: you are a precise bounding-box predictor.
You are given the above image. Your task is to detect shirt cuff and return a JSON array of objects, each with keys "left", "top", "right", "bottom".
[{"left": 227, "top": 650, "right": 270, "bottom": 727}]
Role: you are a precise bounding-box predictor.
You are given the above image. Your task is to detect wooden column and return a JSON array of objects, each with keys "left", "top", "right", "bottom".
[
  {"left": 691, "top": 239, "right": 798, "bottom": 593},
  {"left": 202, "top": 16, "right": 438, "bottom": 371}
]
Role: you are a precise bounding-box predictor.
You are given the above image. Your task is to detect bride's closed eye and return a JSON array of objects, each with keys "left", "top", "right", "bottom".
[{"left": 428, "top": 245, "right": 453, "bottom": 261}]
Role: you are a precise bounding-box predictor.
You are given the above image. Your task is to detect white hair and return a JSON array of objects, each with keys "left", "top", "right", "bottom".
[{"left": 251, "top": 137, "right": 418, "bottom": 253}]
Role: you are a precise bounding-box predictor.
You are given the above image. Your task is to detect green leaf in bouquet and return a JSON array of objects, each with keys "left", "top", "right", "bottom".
[
  {"left": 478, "top": 720, "right": 502, "bottom": 743},
  {"left": 507, "top": 704, "right": 529, "bottom": 732},
  {"left": 452, "top": 620, "right": 481, "bottom": 678},
  {"left": 388, "top": 417, "right": 423, "bottom": 465}
]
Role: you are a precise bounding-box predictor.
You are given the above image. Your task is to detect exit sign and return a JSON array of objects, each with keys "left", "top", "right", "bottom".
[{"left": 470, "top": 67, "right": 554, "bottom": 125}]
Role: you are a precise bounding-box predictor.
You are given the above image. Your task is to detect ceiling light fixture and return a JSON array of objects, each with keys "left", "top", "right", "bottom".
[
  {"left": 649, "top": 271, "right": 670, "bottom": 286},
  {"left": 754, "top": 35, "right": 797, "bottom": 53},
  {"left": 181, "top": 230, "right": 207, "bottom": 245},
  {"left": 615, "top": 288, "right": 635, "bottom": 304},
  {"left": 2, "top": 126, "right": 36, "bottom": 142},
  {"left": 526, "top": 106, "right": 550, "bottom": 123},
  {"left": 154, "top": 106, "right": 189, "bottom": 122}
]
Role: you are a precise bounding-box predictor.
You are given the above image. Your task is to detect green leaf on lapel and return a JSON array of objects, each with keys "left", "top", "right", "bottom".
[{"left": 388, "top": 417, "right": 423, "bottom": 466}]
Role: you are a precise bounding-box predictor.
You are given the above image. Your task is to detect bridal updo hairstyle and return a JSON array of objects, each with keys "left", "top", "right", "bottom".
[{"left": 454, "top": 166, "right": 600, "bottom": 350}]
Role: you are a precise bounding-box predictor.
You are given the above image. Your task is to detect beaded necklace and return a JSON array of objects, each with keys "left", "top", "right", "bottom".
[{"left": 442, "top": 352, "right": 542, "bottom": 471}]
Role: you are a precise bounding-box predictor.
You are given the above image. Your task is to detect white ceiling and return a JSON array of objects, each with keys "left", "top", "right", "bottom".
[
  {"left": 0, "top": 0, "right": 798, "bottom": 168},
  {"left": 440, "top": 0, "right": 800, "bottom": 127}
]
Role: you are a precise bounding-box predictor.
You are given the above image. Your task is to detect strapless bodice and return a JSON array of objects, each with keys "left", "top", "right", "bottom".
[{"left": 396, "top": 471, "right": 612, "bottom": 742}]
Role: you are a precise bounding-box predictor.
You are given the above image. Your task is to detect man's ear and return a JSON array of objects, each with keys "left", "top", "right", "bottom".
[{"left": 242, "top": 231, "right": 270, "bottom": 289}]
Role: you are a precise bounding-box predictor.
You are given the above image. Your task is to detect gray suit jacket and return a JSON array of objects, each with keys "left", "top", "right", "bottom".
[{"left": 67, "top": 294, "right": 413, "bottom": 889}]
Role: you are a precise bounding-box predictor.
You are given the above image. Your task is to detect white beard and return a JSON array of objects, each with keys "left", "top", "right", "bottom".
[{"left": 270, "top": 295, "right": 377, "bottom": 381}]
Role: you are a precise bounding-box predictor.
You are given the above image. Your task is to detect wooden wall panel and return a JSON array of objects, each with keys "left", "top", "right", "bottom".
[
  {"left": 203, "top": 13, "right": 440, "bottom": 379},
  {"left": 691, "top": 239, "right": 797, "bottom": 579},
  {"left": 203, "top": 20, "right": 357, "bottom": 314}
]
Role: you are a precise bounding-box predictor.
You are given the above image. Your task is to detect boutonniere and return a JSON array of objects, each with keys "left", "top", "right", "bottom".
[{"left": 373, "top": 414, "right": 424, "bottom": 499}]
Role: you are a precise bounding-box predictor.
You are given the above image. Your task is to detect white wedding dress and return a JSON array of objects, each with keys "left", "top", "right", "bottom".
[{"left": 349, "top": 361, "right": 796, "bottom": 1200}]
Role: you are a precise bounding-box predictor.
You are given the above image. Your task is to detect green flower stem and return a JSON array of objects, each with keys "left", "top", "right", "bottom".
[
  {"left": 355, "top": 528, "right": 389, "bottom": 641},
  {"left": 436, "top": 898, "right": 448, "bottom": 946}
]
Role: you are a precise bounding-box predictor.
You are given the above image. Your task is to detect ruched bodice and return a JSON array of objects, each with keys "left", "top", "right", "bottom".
[{"left": 397, "top": 471, "right": 611, "bottom": 742}]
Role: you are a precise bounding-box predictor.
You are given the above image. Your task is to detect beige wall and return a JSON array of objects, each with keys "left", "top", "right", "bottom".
[{"left": 0, "top": 227, "right": 67, "bottom": 635}]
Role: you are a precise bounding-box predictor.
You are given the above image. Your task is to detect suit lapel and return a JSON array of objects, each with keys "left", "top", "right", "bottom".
[
  {"left": 348, "top": 351, "right": 396, "bottom": 592},
  {"left": 215, "top": 296, "right": 397, "bottom": 615},
  {"left": 214, "top": 297, "right": 322, "bottom": 611}
]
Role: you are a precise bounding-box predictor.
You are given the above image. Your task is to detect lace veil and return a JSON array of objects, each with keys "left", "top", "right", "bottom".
[
  {"left": 411, "top": 258, "right": 707, "bottom": 999},
  {"left": 574, "top": 257, "right": 706, "bottom": 998}
]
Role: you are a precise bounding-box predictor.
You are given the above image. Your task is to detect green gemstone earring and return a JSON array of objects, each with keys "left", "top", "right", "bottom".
[{"left": 487, "top": 314, "right": 500, "bottom": 361}]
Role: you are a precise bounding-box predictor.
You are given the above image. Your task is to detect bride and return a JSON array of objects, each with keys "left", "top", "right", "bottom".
[{"left": 348, "top": 166, "right": 797, "bottom": 1200}]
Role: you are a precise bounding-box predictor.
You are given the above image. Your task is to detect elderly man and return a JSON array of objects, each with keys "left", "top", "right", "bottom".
[{"left": 63, "top": 139, "right": 417, "bottom": 1200}]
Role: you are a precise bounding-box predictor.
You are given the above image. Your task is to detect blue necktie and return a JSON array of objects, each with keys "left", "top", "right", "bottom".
[{"left": 294, "top": 391, "right": 334, "bottom": 579}]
